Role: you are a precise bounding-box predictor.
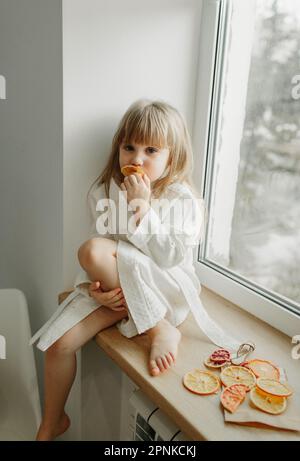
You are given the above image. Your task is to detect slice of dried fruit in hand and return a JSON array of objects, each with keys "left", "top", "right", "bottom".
[
  {"left": 121, "top": 165, "right": 145, "bottom": 176},
  {"left": 244, "top": 359, "right": 280, "bottom": 380},
  {"left": 221, "top": 384, "right": 248, "bottom": 413},
  {"left": 250, "top": 387, "right": 287, "bottom": 415},
  {"left": 220, "top": 365, "right": 256, "bottom": 390},
  {"left": 183, "top": 369, "right": 220, "bottom": 395},
  {"left": 256, "top": 378, "right": 293, "bottom": 398}
]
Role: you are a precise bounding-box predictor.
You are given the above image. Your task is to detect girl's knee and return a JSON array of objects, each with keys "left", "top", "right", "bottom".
[
  {"left": 78, "top": 238, "right": 100, "bottom": 268},
  {"left": 47, "top": 336, "right": 77, "bottom": 355},
  {"left": 78, "top": 237, "right": 116, "bottom": 268}
]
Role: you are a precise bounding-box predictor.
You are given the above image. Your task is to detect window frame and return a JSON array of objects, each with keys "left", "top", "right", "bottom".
[{"left": 192, "top": 0, "right": 300, "bottom": 338}]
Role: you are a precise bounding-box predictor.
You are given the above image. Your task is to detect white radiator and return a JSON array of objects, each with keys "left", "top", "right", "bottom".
[{"left": 128, "top": 388, "right": 190, "bottom": 442}]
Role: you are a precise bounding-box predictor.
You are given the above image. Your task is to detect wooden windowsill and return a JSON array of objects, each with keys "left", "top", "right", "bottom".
[{"left": 94, "top": 286, "right": 300, "bottom": 441}]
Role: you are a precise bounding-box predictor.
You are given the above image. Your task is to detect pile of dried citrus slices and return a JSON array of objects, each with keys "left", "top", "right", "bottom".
[
  {"left": 249, "top": 377, "right": 293, "bottom": 415},
  {"left": 242, "top": 359, "right": 293, "bottom": 415},
  {"left": 219, "top": 364, "right": 257, "bottom": 413},
  {"left": 183, "top": 349, "right": 294, "bottom": 416}
]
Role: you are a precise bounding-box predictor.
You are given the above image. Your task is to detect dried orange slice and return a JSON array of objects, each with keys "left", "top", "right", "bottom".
[
  {"left": 244, "top": 359, "right": 280, "bottom": 380},
  {"left": 250, "top": 387, "right": 287, "bottom": 415},
  {"left": 121, "top": 165, "right": 145, "bottom": 176},
  {"left": 221, "top": 384, "right": 248, "bottom": 413},
  {"left": 183, "top": 369, "right": 220, "bottom": 395},
  {"left": 256, "top": 378, "right": 293, "bottom": 398},
  {"left": 220, "top": 365, "right": 256, "bottom": 390}
]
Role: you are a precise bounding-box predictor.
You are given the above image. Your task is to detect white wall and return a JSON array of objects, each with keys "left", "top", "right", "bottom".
[
  {"left": 63, "top": 0, "right": 203, "bottom": 440},
  {"left": 0, "top": 0, "right": 63, "bottom": 416}
]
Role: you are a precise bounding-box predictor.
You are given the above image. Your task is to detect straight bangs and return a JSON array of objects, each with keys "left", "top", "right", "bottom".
[{"left": 118, "top": 106, "right": 171, "bottom": 150}]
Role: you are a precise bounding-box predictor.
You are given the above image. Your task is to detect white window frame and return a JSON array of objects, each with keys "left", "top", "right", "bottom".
[{"left": 192, "top": 0, "right": 300, "bottom": 338}]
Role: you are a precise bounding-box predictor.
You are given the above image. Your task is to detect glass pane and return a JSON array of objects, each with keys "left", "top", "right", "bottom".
[{"left": 205, "top": 0, "right": 300, "bottom": 307}]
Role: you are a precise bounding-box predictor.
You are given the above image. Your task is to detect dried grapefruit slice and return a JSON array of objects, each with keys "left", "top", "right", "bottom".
[
  {"left": 183, "top": 369, "right": 220, "bottom": 395},
  {"left": 221, "top": 384, "right": 248, "bottom": 413},
  {"left": 244, "top": 359, "right": 280, "bottom": 380},
  {"left": 210, "top": 349, "right": 231, "bottom": 364},
  {"left": 250, "top": 387, "right": 287, "bottom": 415},
  {"left": 204, "top": 357, "right": 230, "bottom": 369},
  {"left": 227, "top": 384, "right": 249, "bottom": 397},
  {"left": 220, "top": 365, "right": 256, "bottom": 390},
  {"left": 256, "top": 378, "right": 293, "bottom": 398}
]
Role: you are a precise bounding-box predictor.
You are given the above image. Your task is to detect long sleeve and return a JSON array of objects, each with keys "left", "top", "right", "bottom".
[{"left": 126, "top": 188, "right": 205, "bottom": 269}]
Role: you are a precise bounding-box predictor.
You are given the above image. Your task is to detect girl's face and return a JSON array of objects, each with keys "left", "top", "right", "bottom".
[{"left": 119, "top": 141, "right": 170, "bottom": 183}]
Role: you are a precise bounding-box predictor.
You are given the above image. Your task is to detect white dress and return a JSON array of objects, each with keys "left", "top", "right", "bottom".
[{"left": 30, "top": 178, "right": 241, "bottom": 352}]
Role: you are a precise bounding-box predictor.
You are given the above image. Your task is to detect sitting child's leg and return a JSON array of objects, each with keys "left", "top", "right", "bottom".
[
  {"left": 37, "top": 238, "right": 128, "bottom": 441},
  {"left": 146, "top": 319, "right": 182, "bottom": 377},
  {"left": 79, "top": 237, "right": 178, "bottom": 378},
  {"left": 36, "top": 305, "right": 128, "bottom": 441}
]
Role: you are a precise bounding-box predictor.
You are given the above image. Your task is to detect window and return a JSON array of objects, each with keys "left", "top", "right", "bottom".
[{"left": 195, "top": 0, "right": 300, "bottom": 336}]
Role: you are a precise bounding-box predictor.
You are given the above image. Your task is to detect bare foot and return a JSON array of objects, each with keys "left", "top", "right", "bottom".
[
  {"left": 36, "top": 412, "right": 71, "bottom": 441},
  {"left": 147, "top": 319, "right": 181, "bottom": 377}
]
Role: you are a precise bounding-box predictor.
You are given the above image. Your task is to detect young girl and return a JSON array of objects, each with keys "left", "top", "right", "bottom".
[{"left": 30, "top": 99, "right": 240, "bottom": 441}]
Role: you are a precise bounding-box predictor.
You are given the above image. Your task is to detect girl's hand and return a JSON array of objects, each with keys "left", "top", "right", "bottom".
[
  {"left": 120, "top": 173, "right": 151, "bottom": 209},
  {"left": 88, "top": 281, "right": 127, "bottom": 312}
]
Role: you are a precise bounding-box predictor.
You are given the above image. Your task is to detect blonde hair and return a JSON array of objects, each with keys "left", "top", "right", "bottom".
[{"left": 87, "top": 99, "right": 207, "bottom": 238}]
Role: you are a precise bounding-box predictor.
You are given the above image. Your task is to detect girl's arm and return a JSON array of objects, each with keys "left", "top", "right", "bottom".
[{"left": 126, "top": 190, "right": 205, "bottom": 269}]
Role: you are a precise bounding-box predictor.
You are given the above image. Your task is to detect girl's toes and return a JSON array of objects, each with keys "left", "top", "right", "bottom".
[
  {"left": 161, "top": 356, "right": 170, "bottom": 370},
  {"left": 166, "top": 354, "right": 173, "bottom": 366},
  {"left": 150, "top": 360, "right": 160, "bottom": 376},
  {"left": 156, "top": 357, "right": 165, "bottom": 373}
]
